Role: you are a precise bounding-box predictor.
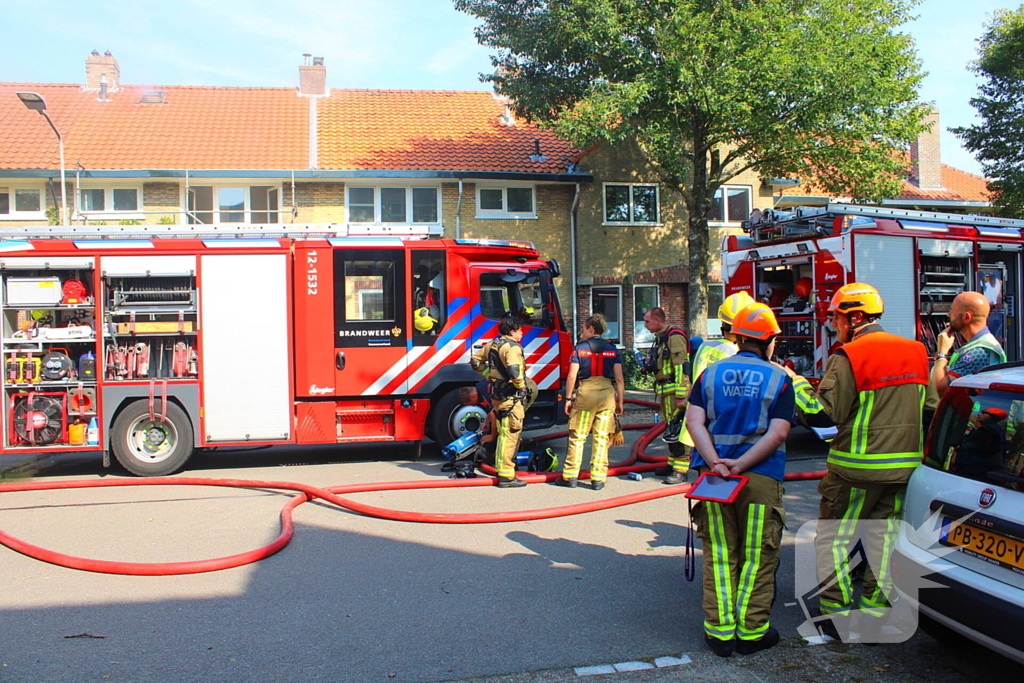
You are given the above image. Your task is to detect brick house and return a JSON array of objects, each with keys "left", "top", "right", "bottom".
[
  {"left": 571, "top": 139, "right": 775, "bottom": 347},
  {"left": 0, "top": 54, "right": 990, "bottom": 350}
]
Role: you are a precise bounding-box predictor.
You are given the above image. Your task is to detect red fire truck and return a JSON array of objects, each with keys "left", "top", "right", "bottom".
[
  {"left": 0, "top": 224, "right": 570, "bottom": 475},
  {"left": 722, "top": 203, "right": 1024, "bottom": 379}
]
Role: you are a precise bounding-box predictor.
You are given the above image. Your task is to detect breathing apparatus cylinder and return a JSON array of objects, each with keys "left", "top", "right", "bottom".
[{"left": 441, "top": 431, "right": 481, "bottom": 460}]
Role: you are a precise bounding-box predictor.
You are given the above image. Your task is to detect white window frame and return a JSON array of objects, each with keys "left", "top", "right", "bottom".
[
  {"left": 358, "top": 288, "right": 385, "bottom": 320},
  {"left": 77, "top": 185, "right": 143, "bottom": 220},
  {"left": 345, "top": 185, "right": 442, "bottom": 225},
  {"left": 474, "top": 184, "right": 537, "bottom": 219},
  {"left": 707, "top": 283, "right": 725, "bottom": 337},
  {"left": 602, "top": 182, "right": 661, "bottom": 226},
  {"left": 590, "top": 285, "right": 623, "bottom": 345},
  {"left": 632, "top": 284, "right": 660, "bottom": 349},
  {"left": 0, "top": 184, "right": 46, "bottom": 220},
  {"left": 708, "top": 185, "right": 753, "bottom": 225},
  {"left": 185, "top": 183, "right": 283, "bottom": 225}
]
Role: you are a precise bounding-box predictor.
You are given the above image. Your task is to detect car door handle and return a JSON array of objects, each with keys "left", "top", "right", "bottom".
[{"left": 336, "top": 352, "right": 345, "bottom": 370}]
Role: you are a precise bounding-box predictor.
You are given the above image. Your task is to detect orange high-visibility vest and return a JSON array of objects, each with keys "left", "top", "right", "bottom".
[{"left": 827, "top": 331, "right": 929, "bottom": 472}]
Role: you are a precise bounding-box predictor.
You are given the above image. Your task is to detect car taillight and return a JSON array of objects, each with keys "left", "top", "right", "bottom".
[{"left": 987, "top": 382, "right": 1024, "bottom": 393}]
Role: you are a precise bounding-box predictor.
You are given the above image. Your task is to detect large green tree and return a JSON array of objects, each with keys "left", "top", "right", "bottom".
[
  {"left": 456, "top": 0, "right": 927, "bottom": 335},
  {"left": 953, "top": 5, "right": 1024, "bottom": 219}
]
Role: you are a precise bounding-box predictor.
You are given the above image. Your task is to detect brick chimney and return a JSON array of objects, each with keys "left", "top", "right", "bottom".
[
  {"left": 910, "top": 107, "right": 943, "bottom": 190},
  {"left": 299, "top": 54, "right": 327, "bottom": 96},
  {"left": 84, "top": 50, "right": 120, "bottom": 92}
]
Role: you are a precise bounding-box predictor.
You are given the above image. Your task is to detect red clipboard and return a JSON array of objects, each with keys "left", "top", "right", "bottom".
[{"left": 684, "top": 472, "right": 749, "bottom": 503}]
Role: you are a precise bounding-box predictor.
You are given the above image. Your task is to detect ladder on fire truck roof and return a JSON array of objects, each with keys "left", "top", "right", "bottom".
[
  {"left": 0, "top": 223, "right": 445, "bottom": 241},
  {"left": 812, "top": 203, "right": 1024, "bottom": 230},
  {"left": 746, "top": 203, "right": 1024, "bottom": 243}
]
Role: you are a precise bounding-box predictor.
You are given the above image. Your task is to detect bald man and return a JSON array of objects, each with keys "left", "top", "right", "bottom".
[{"left": 931, "top": 291, "right": 1007, "bottom": 396}]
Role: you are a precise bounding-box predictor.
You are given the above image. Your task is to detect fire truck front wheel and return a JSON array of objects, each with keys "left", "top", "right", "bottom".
[
  {"left": 430, "top": 388, "right": 487, "bottom": 445},
  {"left": 111, "top": 401, "right": 195, "bottom": 477}
]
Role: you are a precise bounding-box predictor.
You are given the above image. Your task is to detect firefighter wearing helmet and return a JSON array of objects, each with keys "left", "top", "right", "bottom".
[
  {"left": 684, "top": 302, "right": 795, "bottom": 657},
  {"left": 479, "top": 314, "right": 532, "bottom": 488},
  {"left": 671, "top": 290, "right": 754, "bottom": 480},
  {"left": 809, "top": 282, "right": 929, "bottom": 642}
]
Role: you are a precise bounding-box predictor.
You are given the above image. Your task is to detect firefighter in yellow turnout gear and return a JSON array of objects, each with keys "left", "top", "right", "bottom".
[
  {"left": 675, "top": 291, "right": 756, "bottom": 479},
  {"left": 477, "top": 315, "right": 532, "bottom": 488},
  {"left": 642, "top": 307, "right": 691, "bottom": 480},
  {"left": 810, "top": 283, "right": 929, "bottom": 641},
  {"left": 685, "top": 303, "right": 795, "bottom": 658},
  {"left": 558, "top": 314, "right": 625, "bottom": 490}
]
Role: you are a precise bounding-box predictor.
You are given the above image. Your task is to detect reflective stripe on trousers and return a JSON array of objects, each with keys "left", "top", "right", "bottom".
[
  {"left": 660, "top": 392, "right": 688, "bottom": 470},
  {"left": 815, "top": 472, "right": 906, "bottom": 616},
  {"left": 494, "top": 398, "right": 525, "bottom": 479},
  {"left": 695, "top": 473, "right": 783, "bottom": 642},
  {"left": 563, "top": 408, "right": 615, "bottom": 480}
]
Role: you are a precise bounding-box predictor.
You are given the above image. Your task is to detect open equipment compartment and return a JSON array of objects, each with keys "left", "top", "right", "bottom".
[
  {"left": 0, "top": 256, "right": 99, "bottom": 448},
  {"left": 754, "top": 257, "right": 816, "bottom": 377},
  {"left": 100, "top": 255, "right": 199, "bottom": 381}
]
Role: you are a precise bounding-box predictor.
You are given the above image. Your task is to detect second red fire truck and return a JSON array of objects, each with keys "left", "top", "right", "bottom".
[{"left": 722, "top": 203, "right": 1024, "bottom": 379}]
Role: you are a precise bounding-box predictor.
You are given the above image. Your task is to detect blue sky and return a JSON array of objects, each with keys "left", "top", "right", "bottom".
[{"left": 2, "top": 0, "right": 1015, "bottom": 176}]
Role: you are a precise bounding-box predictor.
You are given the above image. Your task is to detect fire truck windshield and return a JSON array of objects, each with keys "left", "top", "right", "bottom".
[{"left": 478, "top": 270, "right": 556, "bottom": 329}]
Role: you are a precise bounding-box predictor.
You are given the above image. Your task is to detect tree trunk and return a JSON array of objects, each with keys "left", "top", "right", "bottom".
[
  {"left": 685, "top": 139, "right": 712, "bottom": 339},
  {"left": 687, "top": 213, "right": 710, "bottom": 339}
]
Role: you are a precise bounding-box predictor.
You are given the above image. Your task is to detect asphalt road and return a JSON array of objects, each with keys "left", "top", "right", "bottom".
[{"left": 0, "top": 417, "right": 1007, "bottom": 683}]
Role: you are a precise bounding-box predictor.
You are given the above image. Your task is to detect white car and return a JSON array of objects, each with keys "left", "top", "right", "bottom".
[{"left": 893, "top": 363, "right": 1024, "bottom": 664}]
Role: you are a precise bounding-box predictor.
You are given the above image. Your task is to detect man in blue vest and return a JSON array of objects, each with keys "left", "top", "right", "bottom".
[{"left": 685, "top": 302, "right": 795, "bottom": 657}]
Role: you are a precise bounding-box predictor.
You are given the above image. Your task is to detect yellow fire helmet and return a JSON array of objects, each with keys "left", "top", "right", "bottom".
[
  {"left": 717, "top": 290, "right": 756, "bottom": 325},
  {"left": 414, "top": 307, "right": 438, "bottom": 332}
]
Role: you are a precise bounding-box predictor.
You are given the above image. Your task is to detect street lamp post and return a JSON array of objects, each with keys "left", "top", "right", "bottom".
[{"left": 16, "top": 92, "right": 68, "bottom": 225}]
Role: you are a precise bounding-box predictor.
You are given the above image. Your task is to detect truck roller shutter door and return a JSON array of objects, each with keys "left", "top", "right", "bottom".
[
  {"left": 200, "top": 254, "right": 291, "bottom": 442},
  {"left": 853, "top": 234, "right": 916, "bottom": 340}
]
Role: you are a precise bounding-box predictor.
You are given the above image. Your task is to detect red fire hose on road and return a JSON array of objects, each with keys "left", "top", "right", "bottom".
[{"left": 0, "top": 401, "right": 828, "bottom": 576}]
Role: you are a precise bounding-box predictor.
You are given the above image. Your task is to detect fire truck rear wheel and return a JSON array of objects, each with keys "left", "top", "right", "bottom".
[
  {"left": 111, "top": 401, "right": 195, "bottom": 477},
  {"left": 430, "top": 388, "right": 487, "bottom": 445}
]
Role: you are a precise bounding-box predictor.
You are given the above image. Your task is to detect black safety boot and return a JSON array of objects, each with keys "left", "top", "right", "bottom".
[
  {"left": 662, "top": 470, "right": 687, "bottom": 485},
  {"left": 497, "top": 477, "right": 527, "bottom": 488},
  {"left": 590, "top": 479, "right": 605, "bottom": 491},
  {"left": 736, "top": 627, "right": 780, "bottom": 655},
  {"left": 654, "top": 465, "right": 674, "bottom": 476},
  {"left": 555, "top": 476, "right": 578, "bottom": 488},
  {"left": 704, "top": 634, "right": 734, "bottom": 658}
]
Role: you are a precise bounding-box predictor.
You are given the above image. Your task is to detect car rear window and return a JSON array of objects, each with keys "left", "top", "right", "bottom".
[{"left": 925, "top": 387, "right": 1024, "bottom": 489}]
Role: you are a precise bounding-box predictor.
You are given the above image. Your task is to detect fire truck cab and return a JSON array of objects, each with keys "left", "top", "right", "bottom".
[
  {"left": 0, "top": 224, "right": 570, "bottom": 476},
  {"left": 722, "top": 204, "right": 1024, "bottom": 379}
]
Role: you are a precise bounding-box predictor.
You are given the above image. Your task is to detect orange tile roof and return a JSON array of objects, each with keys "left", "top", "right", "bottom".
[
  {"left": 1, "top": 83, "right": 582, "bottom": 175},
  {"left": 0, "top": 83, "right": 309, "bottom": 170},
  {"left": 316, "top": 90, "right": 580, "bottom": 173},
  {"left": 779, "top": 160, "right": 991, "bottom": 203},
  {"left": 938, "top": 164, "right": 990, "bottom": 202}
]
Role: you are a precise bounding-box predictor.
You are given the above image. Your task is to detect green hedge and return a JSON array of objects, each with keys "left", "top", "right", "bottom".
[{"left": 623, "top": 349, "right": 655, "bottom": 391}]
